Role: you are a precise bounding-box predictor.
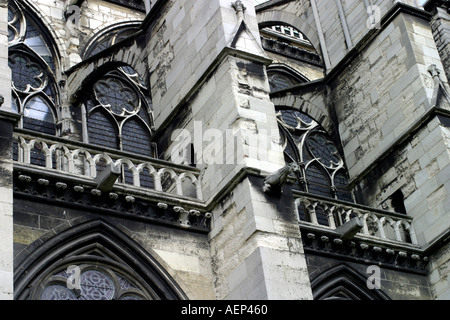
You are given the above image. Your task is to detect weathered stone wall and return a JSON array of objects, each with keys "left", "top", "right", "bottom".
[
  {"left": 425, "top": 5, "right": 450, "bottom": 300},
  {"left": 13, "top": 197, "right": 215, "bottom": 300},
  {"left": 258, "top": 0, "right": 422, "bottom": 71},
  {"left": 429, "top": 7, "right": 450, "bottom": 83},
  {"left": 325, "top": 5, "right": 450, "bottom": 299},
  {"left": 317, "top": 0, "right": 421, "bottom": 69},
  {"left": 330, "top": 10, "right": 448, "bottom": 205},
  {"left": 22, "top": 0, "right": 146, "bottom": 69},
  {"left": 0, "top": 118, "right": 13, "bottom": 300},
  {"left": 427, "top": 241, "right": 450, "bottom": 299},
  {"left": 147, "top": 0, "right": 313, "bottom": 299},
  {"left": 209, "top": 175, "right": 312, "bottom": 300},
  {"left": 352, "top": 115, "right": 450, "bottom": 245},
  {"left": 148, "top": 0, "right": 286, "bottom": 200},
  {"left": 0, "top": 0, "right": 14, "bottom": 300},
  {"left": 146, "top": 0, "right": 262, "bottom": 130}
]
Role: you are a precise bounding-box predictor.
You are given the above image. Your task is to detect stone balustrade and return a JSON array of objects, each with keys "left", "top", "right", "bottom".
[
  {"left": 13, "top": 130, "right": 203, "bottom": 201},
  {"left": 293, "top": 191, "right": 418, "bottom": 246}
]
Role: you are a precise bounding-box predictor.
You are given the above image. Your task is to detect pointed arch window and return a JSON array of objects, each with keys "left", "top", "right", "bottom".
[
  {"left": 311, "top": 264, "right": 390, "bottom": 300},
  {"left": 277, "top": 109, "right": 353, "bottom": 202},
  {"left": 14, "top": 219, "right": 187, "bottom": 300},
  {"left": 267, "top": 65, "right": 309, "bottom": 92},
  {"left": 8, "top": 0, "right": 59, "bottom": 135},
  {"left": 84, "top": 66, "right": 155, "bottom": 158},
  {"left": 82, "top": 23, "right": 141, "bottom": 60},
  {"left": 39, "top": 263, "right": 151, "bottom": 300}
]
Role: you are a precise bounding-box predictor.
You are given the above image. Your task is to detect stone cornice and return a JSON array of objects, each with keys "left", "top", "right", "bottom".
[
  {"left": 13, "top": 166, "right": 211, "bottom": 234},
  {"left": 260, "top": 35, "right": 324, "bottom": 67},
  {"left": 300, "top": 227, "right": 429, "bottom": 275}
]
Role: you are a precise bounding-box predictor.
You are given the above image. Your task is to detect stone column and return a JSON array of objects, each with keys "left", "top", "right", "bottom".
[
  {"left": 0, "top": 0, "right": 18, "bottom": 299},
  {"left": 144, "top": 0, "right": 312, "bottom": 299}
]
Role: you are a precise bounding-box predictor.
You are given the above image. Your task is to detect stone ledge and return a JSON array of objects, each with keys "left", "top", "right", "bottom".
[
  {"left": 300, "top": 226, "right": 429, "bottom": 275},
  {"left": 12, "top": 168, "right": 211, "bottom": 233}
]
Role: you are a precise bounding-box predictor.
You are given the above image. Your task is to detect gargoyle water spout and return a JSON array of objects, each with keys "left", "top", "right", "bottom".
[{"left": 263, "top": 162, "right": 300, "bottom": 195}]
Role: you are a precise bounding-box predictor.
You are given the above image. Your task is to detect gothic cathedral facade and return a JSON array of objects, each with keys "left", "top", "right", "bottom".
[{"left": 0, "top": 0, "right": 449, "bottom": 300}]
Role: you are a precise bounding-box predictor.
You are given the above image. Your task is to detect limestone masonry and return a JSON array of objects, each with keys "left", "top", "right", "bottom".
[{"left": 0, "top": 0, "right": 449, "bottom": 300}]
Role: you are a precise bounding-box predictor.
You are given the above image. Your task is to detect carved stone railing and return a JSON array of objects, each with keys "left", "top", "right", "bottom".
[
  {"left": 293, "top": 191, "right": 418, "bottom": 246},
  {"left": 13, "top": 130, "right": 203, "bottom": 201}
]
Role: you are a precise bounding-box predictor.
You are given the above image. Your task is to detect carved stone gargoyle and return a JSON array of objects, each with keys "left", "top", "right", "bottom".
[
  {"left": 263, "top": 162, "right": 300, "bottom": 195},
  {"left": 94, "top": 162, "right": 121, "bottom": 192},
  {"left": 335, "top": 217, "right": 364, "bottom": 240}
]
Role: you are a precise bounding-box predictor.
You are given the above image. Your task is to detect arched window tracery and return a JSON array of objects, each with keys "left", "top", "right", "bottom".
[
  {"left": 82, "top": 23, "right": 141, "bottom": 60},
  {"left": 311, "top": 264, "right": 390, "bottom": 300},
  {"left": 277, "top": 109, "right": 353, "bottom": 202},
  {"left": 84, "top": 66, "right": 155, "bottom": 158},
  {"left": 38, "top": 263, "right": 151, "bottom": 300},
  {"left": 8, "top": 0, "right": 59, "bottom": 135},
  {"left": 267, "top": 65, "right": 309, "bottom": 92},
  {"left": 14, "top": 220, "right": 187, "bottom": 300}
]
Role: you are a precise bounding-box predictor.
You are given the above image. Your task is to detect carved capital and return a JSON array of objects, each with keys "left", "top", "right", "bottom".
[
  {"left": 73, "top": 185, "right": 84, "bottom": 193},
  {"left": 56, "top": 182, "right": 68, "bottom": 189},
  {"left": 18, "top": 175, "right": 32, "bottom": 183},
  {"left": 428, "top": 64, "right": 440, "bottom": 78},
  {"left": 91, "top": 189, "right": 102, "bottom": 196},
  {"left": 231, "top": 0, "right": 246, "bottom": 13},
  {"left": 37, "top": 178, "right": 49, "bottom": 186},
  {"left": 157, "top": 202, "right": 168, "bottom": 210}
]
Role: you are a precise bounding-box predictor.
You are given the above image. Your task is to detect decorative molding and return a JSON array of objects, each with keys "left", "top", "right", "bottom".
[
  {"left": 14, "top": 219, "right": 188, "bottom": 300},
  {"left": 301, "top": 228, "right": 429, "bottom": 274},
  {"left": 13, "top": 169, "right": 211, "bottom": 233},
  {"left": 260, "top": 36, "right": 324, "bottom": 67}
]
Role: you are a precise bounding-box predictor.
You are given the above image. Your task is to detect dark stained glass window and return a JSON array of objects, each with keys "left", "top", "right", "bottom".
[
  {"left": 8, "top": 0, "right": 59, "bottom": 135},
  {"left": 94, "top": 77, "right": 139, "bottom": 115},
  {"left": 39, "top": 265, "right": 149, "bottom": 300},
  {"left": 267, "top": 66, "right": 309, "bottom": 92},
  {"left": 277, "top": 109, "right": 353, "bottom": 202},
  {"left": 10, "top": 53, "right": 46, "bottom": 91},
  {"left": 85, "top": 66, "right": 155, "bottom": 158},
  {"left": 268, "top": 73, "right": 296, "bottom": 92},
  {"left": 41, "top": 285, "right": 77, "bottom": 300},
  {"left": 83, "top": 24, "right": 141, "bottom": 59},
  {"left": 23, "top": 96, "right": 56, "bottom": 135},
  {"left": 122, "top": 118, "right": 153, "bottom": 155},
  {"left": 87, "top": 110, "right": 119, "bottom": 150}
]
